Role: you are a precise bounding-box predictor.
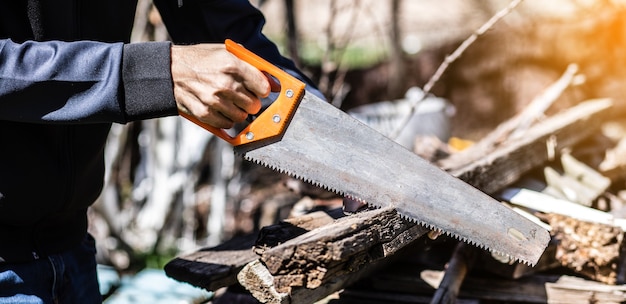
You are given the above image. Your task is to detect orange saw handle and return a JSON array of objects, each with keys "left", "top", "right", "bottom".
[{"left": 179, "top": 39, "right": 306, "bottom": 146}]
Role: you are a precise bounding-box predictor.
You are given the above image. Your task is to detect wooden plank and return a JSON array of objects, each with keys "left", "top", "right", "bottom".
[
  {"left": 163, "top": 233, "right": 258, "bottom": 291},
  {"left": 346, "top": 260, "right": 626, "bottom": 303},
  {"left": 338, "top": 289, "right": 480, "bottom": 304},
  {"left": 500, "top": 188, "right": 626, "bottom": 230},
  {"left": 440, "top": 98, "right": 612, "bottom": 194},
  {"left": 437, "top": 64, "right": 584, "bottom": 173},
  {"left": 545, "top": 275, "right": 626, "bottom": 303}
]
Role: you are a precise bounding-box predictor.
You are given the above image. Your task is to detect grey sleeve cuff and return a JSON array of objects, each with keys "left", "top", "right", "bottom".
[{"left": 122, "top": 41, "right": 178, "bottom": 121}]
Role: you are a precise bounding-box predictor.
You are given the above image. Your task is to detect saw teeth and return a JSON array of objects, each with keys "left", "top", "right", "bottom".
[
  {"left": 490, "top": 250, "right": 533, "bottom": 266},
  {"left": 415, "top": 220, "right": 537, "bottom": 266},
  {"left": 244, "top": 153, "right": 350, "bottom": 198},
  {"left": 242, "top": 153, "right": 538, "bottom": 267}
]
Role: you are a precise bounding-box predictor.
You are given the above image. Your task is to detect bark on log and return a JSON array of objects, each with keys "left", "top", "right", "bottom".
[
  {"left": 257, "top": 207, "right": 426, "bottom": 283},
  {"left": 546, "top": 213, "right": 626, "bottom": 285},
  {"left": 165, "top": 210, "right": 338, "bottom": 291}
]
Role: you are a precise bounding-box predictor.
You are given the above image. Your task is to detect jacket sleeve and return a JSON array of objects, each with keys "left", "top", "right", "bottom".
[
  {"left": 153, "top": 0, "right": 324, "bottom": 99},
  {"left": 0, "top": 38, "right": 177, "bottom": 124}
]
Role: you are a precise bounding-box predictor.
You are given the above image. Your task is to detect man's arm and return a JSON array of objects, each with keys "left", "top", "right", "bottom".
[
  {"left": 0, "top": 39, "right": 177, "bottom": 124},
  {"left": 0, "top": 37, "right": 275, "bottom": 128}
]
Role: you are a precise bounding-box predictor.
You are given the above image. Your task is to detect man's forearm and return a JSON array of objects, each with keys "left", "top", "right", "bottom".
[{"left": 0, "top": 39, "right": 178, "bottom": 124}]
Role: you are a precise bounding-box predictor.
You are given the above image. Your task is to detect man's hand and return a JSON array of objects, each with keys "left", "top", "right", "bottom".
[{"left": 171, "top": 44, "right": 271, "bottom": 129}]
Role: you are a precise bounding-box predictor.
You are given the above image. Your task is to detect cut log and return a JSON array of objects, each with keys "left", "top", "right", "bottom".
[
  {"left": 258, "top": 207, "right": 426, "bottom": 281},
  {"left": 238, "top": 207, "right": 429, "bottom": 303}
]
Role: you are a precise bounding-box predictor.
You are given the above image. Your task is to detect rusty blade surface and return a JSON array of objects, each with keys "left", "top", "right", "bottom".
[{"left": 235, "top": 92, "right": 550, "bottom": 266}]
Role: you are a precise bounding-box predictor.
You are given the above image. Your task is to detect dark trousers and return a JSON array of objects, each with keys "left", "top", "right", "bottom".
[{"left": 0, "top": 234, "right": 101, "bottom": 304}]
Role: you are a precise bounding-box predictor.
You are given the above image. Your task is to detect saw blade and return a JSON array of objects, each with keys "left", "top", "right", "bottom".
[{"left": 235, "top": 92, "right": 550, "bottom": 266}]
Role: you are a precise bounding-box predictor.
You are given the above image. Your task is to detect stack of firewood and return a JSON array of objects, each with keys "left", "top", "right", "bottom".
[{"left": 164, "top": 83, "right": 626, "bottom": 303}]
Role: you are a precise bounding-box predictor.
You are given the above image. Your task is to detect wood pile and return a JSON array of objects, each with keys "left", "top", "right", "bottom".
[{"left": 163, "top": 93, "right": 626, "bottom": 303}]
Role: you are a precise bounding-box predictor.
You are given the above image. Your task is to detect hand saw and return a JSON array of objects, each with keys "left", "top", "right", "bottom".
[{"left": 180, "top": 39, "right": 550, "bottom": 266}]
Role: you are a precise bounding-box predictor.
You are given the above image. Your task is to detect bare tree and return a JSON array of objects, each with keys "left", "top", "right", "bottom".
[{"left": 387, "top": 0, "right": 406, "bottom": 99}]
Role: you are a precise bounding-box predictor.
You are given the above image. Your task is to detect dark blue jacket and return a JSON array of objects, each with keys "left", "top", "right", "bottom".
[{"left": 0, "top": 0, "right": 316, "bottom": 262}]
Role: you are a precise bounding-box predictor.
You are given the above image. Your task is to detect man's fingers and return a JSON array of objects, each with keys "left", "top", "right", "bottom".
[
  {"left": 238, "top": 59, "right": 272, "bottom": 98},
  {"left": 215, "top": 89, "right": 257, "bottom": 121},
  {"left": 205, "top": 112, "right": 236, "bottom": 130},
  {"left": 171, "top": 43, "right": 275, "bottom": 128},
  {"left": 263, "top": 71, "right": 282, "bottom": 92},
  {"left": 229, "top": 88, "right": 262, "bottom": 115},
  {"left": 175, "top": 86, "right": 237, "bottom": 129}
]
